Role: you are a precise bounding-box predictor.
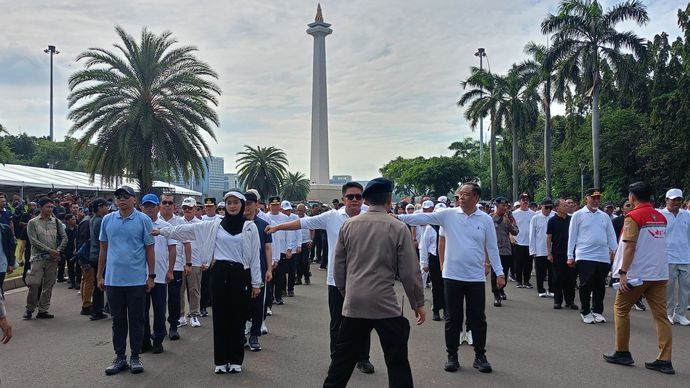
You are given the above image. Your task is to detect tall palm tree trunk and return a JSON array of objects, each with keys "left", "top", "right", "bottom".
[
  {"left": 490, "top": 115, "right": 498, "bottom": 199},
  {"left": 511, "top": 123, "right": 519, "bottom": 201},
  {"left": 591, "top": 75, "right": 601, "bottom": 189},
  {"left": 544, "top": 97, "right": 552, "bottom": 198}
]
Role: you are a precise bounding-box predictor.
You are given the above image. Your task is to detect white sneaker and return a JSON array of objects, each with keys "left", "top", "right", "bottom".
[
  {"left": 668, "top": 315, "right": 675, "bottom": 325},
  {"left": 214, "top": 364, "right": 227, "bottom": 374},
  {"left": 228, "top": 364, "right": 242, "bottom": 373},
  {"left": 459, "top": 331, "right": 467, "bottom": 344},
  {"left": 538, "top": 292, "right": 548, "bottom": 298},
  {"left": 191, "top": 315, "right": 201, "bottom": 327},
  {"left": 466, "top": 330, "right": 473, "bottom": 345},
  {"left": 546, "top": 292, "right": 554, "bottom": 297},
  {"left": 592, "top": 313, "right": 607, "bottom": 323},
  {"left": 673, "top": 314, "right": 690, "bottom": 326},
  {"left": 266, "top": 307, "right": 272, "bottom": 316},
  {"left": 581, "top": 313, "right": 596, "bottom": 324},
  {"left": 261, "top": 322, "right": 268, "bottom": 335},
  {"left": 178, "top": 316, "right": 188, "bottom": 326},
  {"left": 245, "top": 321, "right": 252, "bottom": 335}
]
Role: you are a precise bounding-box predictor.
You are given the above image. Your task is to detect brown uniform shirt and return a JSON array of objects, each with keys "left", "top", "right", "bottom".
[{"left": 333, "top": 205, "right": 424, "bottom": 319}]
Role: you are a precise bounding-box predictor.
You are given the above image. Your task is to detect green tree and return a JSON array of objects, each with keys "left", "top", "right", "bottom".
[
  {"left": 281, "top": 171, "right": 311, "bottom": 201},
  {"left": 542, "top": 0, "right": 649, "bottom": 189},
  {"left": 380, "top": 156, "right": 475, "bottom": 198},
  {"left": 67, "top": 26, "right": 220, "bottom": 194},
  {"left": 236, "top": 145, "right": 288, "bottom": 199}
]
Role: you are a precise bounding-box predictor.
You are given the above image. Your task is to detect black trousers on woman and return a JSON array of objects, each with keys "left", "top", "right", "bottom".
[{"left": 211, "top": 261, "right": 250, "bottom": 366}]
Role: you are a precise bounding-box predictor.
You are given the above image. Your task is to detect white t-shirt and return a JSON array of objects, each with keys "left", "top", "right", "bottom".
[
  {"left": 512, "top": 208, "right": 535, "bottom": 246},
  {"left": 529, "top": 212, "right": 554, "bottom": 257},
  {"left": 213, "top": 227, "right": 244, "bottom": 263}
]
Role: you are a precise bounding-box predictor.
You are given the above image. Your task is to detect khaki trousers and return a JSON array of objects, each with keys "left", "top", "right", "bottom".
[
  {"left": 25, "top": 260, "right": 58, "bottom": 313},
  {"left": 80, "top": 265, "right": 95, "bottom": 308},
  {"left": 181, "top": 266, "right": 202, "bottom": 316},
  {"left": 614, "top": 280, "right": 672, "bottom": 361}
]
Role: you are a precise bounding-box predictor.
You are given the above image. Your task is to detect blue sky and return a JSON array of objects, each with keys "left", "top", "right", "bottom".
[{"left": 0, "top": 0, "right": 682, "bottom": 179}]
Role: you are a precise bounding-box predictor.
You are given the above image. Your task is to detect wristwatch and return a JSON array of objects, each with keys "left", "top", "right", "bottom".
[
  {"left": 617, "top": 269, "right": 627, "bottom": 275},
  {"left": 186, "top": 263, "right": 193, "bottom": 267},
  {"left": 148, "top": 274, "right": 156, "bottom": 279}
]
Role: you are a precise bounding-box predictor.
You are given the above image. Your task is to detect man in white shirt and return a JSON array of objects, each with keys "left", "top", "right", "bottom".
[
  {"left": 295, "top": 204, "right": 313, "bottom": 285},
  {"left": 266, "top": 182, "right": 376, "bottom": 375},
  {"left": 200, "top": 198, "right": 217, "bottom": 316},
  {"left": 280, "top": 201, "right": 301, "bottom": 297},
  {"left": 530, "top": 198, "right": 555, "bottom": 297},
  {"left": 513, "top": 192, "right": 536, "bottom": 288},
  {"left": 419, "top": 203, "right": 446, "bottom": 321},
  {"left": 178, "top": 197, "right": 204, "bottom": 328},
  {"left": 567, "top": 188, "right": 618, "bottom": 324},
  {"left": 660, "top": 188, "right": 690, "bottom": 326},
  {"left": 140, "top": 194, "right": 176, "bottom": 354},
  {"left": 265, "top": 196, "right": 293, "bottom": 306},
  {"left": 398, "top": 182, "right": 504, "bottom": 374}
]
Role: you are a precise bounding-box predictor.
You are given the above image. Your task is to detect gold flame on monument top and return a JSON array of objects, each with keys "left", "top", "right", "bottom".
[{"left": 315, "top": 3, "right": 324, "bottom": 22}]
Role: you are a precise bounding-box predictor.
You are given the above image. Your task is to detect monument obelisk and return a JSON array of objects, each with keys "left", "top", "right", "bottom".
[{"left": 307, "top": 4, "right": 332, "bottom": 184}]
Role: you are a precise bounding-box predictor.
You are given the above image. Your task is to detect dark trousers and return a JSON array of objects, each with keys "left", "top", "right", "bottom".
[
  {"left": 491, "top": 255, "right": 512, "bottom": 296},
  {"left": 0, "top": 272, "right": 5, "bottom": 296},
  {"left": 67, "top": 256, "right": 81, "bottom": 286},
  {"left": 167, "top": 270, "right": 183, "bottom": 329},
  {"left": 534, "top": 256, "right": 553, "bottom": 293},
  {"left": 328, "top": 285, "right": 370, "bottom": 361},
  {"left": 552, "top": 254, "right": 576, "bottom": 305},
  {"left": 57, "top": 255, "right": 67, "bottom": 280},
  {"left": 444, "top": 279, "right": 487, "bottom": 356},
  {"left": 211, "top": 261, "right": 250, "bottom": 366},
  {"left": 144, "top": 282, "right": 167, "bottom": 343},
  {"left": 275, "top": 254, "right": 288, "bottom": 299},
  {"left": 91, "top": 262, "right": 105, "bottom": 316},
  {"left": 296, "top": 242, "right": 311, "bottom": 281},
  {"left": 428, "top": 254, "right": 445, "bottom": 313},
  {"left": 324, "top": 316, "right": 412, "bottom": 388},
  {"left": 250, "top": 264, "right": 267, "bottom": 336},
  {"left": 201, "top": 270, "right": 212, "bottom": 309},
  {"left": 107, "top": 285, "right": 147, "bottom": 358},
  {"left": 513, "top": 245, "right": 532, "bottom": 284},
  {"left": 319, "top": 235, "right": 328, "bottom": 269},
  {"left": 577, "top": 260, "right": 610, "bottom": 315},
  {"left": 286, "top": 254, "right": 296, "bottom": 292}
]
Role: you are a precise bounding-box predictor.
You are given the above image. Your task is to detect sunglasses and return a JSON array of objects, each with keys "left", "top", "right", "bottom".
[
  {"left": 182, "top": 206, "right": 194, "bottom": 211},
  {"left": 543, "top": 206, "right": 553, "bottom": 210},
  {"left": 345, "top": 194, "right": 362, "bottom": 201},
  {"left": 161, "top": 200, "right": 174, "bottom": 205},
  {"left": 115, "top": 194, "right": 132, "bottom": 200}
]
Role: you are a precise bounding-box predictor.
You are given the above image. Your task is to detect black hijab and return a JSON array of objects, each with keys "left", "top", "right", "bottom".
[{"left": 220, "top": 192, "right": 246, "bottom": 236}]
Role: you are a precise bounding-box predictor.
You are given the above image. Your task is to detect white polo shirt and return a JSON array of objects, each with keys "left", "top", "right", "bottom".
[
  {"left": 529, "top": 211, "right": 554, "bottom": 257},
  {"left": 567, "top": 207, "right": 618, "bottom": 262},
  {"left": 659, "top": 208, "right": 690, "bottom": 264},
  {"left": 513, "top": 208, "right": 535, "bottom": 246},
  {"left": 266, "top": 212, "right": 290, "bottom": 257},
  {"left": 419, "top": 225, "right": 439, "bottom": 269},
  {"left": 151, "top": 218, "right": 177, "bottom": 284},
  {"left": 400, "top": 208, "right": 503, "bottom": 282}
]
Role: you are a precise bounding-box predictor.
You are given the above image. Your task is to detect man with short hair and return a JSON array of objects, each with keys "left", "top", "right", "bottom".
[
  {"left": 420, "top": 203, "right": 447, "bottom": 316},
  {"left": 295, "top": 204, "right": 312, "bottom": 286},
  {"left": 568, "top": 189, "right": 618, "bottom": 324},
  {"left": 280, "top": 201, "right": 300, "bottom": 297},
  {"left": 490, "top": 197, "right": 518, "bottom": 307},
  {"left": 265, "top": 196, "right": 292, "bottom": 306},
  {"left": 659, "top": 188, "right": 690, "bottom": 326},
  {"left": 98, "top": 185, "right": 155, "bottom": 375},
  {"left": 81, "top": 198, "right": 108, "bottom": 320},
  {"left": 605, "top": 181, "right": 674, "bottom": 375},
  {"left": 513, "top": 192, "right": 536, "bottom": 288},
  {"left": 24, "top": 197, "right": 67, "bottom": 320},
  {"left": 530, "top": 199, "right": 555, "bottom": 298},
  {"left": 178, "top": 197, "right": 204, "bottom": 328},
  {"left": 547, "top": 199, "right": 578, "bottom": 310},
  {"left": 199, "top": 198, "right": 217, "bottom": 316}
]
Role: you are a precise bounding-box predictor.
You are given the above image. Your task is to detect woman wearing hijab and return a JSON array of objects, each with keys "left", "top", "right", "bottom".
[{"left": 153, "top": 191, "right": 261, "bottom": 374}]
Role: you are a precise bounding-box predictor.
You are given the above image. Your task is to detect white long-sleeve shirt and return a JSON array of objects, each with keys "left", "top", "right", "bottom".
[
  {"left": 298, "top": 215, "right": 312, "bottom": 243},
  {"left": 419, "top": 225, "right": 439, "bottom": 269},
  {"left": 399, "top": 208, "right": 503, "bottom": 282},
  {"left": 266, "top": 212, "right": 290, "bottom": 256},
  {"left": 567, "top": 207, "right": 618, "bottom": 262},
  {"left": 529, "top": 212, "right": 554, "bottom": 257},
  {"left": 285, "top": 212, "right": 301, "bottom": 250},
  {"left": 659, "top": 208, "right": 690, "bottom": 264},
  {"left": 513, "top": 208, "right": 535, "bottom": 246}
]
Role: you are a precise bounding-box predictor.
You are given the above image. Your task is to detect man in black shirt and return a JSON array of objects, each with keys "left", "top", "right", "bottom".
[{"left": 546, "top": 199, "right": 578, "bottom": 310}]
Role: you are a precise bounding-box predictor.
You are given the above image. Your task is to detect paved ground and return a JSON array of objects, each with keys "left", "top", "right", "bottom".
[{"left": 1, "top": 267, "right": 688, "bottom": 387}]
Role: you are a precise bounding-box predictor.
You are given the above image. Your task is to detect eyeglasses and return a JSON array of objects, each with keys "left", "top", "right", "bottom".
[
  {"left": 182, "top": 206, "right": 193, "bottom": 211},
  {"left": 116, "top": 194, "right": 132, "bottom": 200},
  {"left": 624, "top": 204, "right": 633, "bottom": 208},
  {"left": 345, "top": 194, "right": 362, "bottom": 201},
  {"left": 161, "top": 200, "right": 174, "bottom": 205},
  {"left": 142, "top": 203, "right": 157, "bottom": 208}
]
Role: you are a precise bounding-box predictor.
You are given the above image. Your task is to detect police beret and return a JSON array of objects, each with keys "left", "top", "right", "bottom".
[{"left": 362, "top": 177, "right": 394, "bottom": 198}]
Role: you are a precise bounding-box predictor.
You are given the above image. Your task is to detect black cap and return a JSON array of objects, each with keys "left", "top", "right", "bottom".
[
  {"left": 519, "top": 192, "right": 530, "bottom": 200},
  {"left": 114, "top": 185, "right": 135, "bottom": 197},
  {"left": 540, "top": 198, "right": 554, "bottom": 206},
  {"left": 362, "top": 177, "right": 394, "bottom": 198},
  {"left": 494, "top": 196, "right": 509, "bottom": 204},
  {"left": 244, "top": 192, "right": 258, "bottom": 203},
  {"left": 204, "top": 198, "right": 216, "bottom": 206},
  {"left": 268, "top": 196, "right": 281, "bottom": 205},
  {"left": 90, "top": 198, "right": 108, "bottom": 212},
  {"left": 585, "top": 188, "right": 602, "bottom": 197},
  {"left": 604, "top": 202, "right": 614, "bottom": 208}
]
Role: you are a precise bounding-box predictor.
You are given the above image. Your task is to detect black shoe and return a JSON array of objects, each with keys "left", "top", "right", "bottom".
[
  {"left": 444, "top": 354, "right": 459, "bottom": 372},
  {"left": 473, "top": 355, "right": 493, "bottom": 373},
  {"left": 645, "top": 359, "right": 674, "bottom": 374},
  {"left": 565, "top": 303, "right": 579, "bottom": 310},
  {"left": 90, "top": 314, "right": 108, "bottom": 321},
  {"left": 603, "top": 351, "right": 634, "bottom": 366},
  {"left": 287, "top": 291, "right": 295, "bottom": 297},
  {"left": 57, "top": 278, "right": 66, "bottom": 283},
  {"left": 275, "top": 298, "right": 284, "bottom": 305},
  {"left": 152, "top": 341, "right": 164, "bottom": 354},
  {"left": 105, "top": 357, "right": 129, "bottom": 375},
  {"left": 130, "top": 357, "right": 144, "bottom": 374},
  {"left": 356, "top": 360, "right": 375, "bottom": 374},
  {"left": 68, "top": 283, "right": 75, "bottom": 289},
  {"left": 524, "top": 282, "right": 534, "bottom": 289},
  {"left": 295, "top": 279, "right": 302, "bottom": 285},
  {"left": 500, "top": 291, "right": 507, "bottom": 300},
  {"left": 248, "top": 335, "right": 262, "bottom": 351},
  {"left": 200, "top": 308, "right": 209, "bottom": 317},
  {"left": 36, "top": 312, "right": 54, "bottom": 319},
  {"left": 432, "top": 311, "right": 442, "bottom": 321},
  {"left": 23, "top": 310, "right": 33, "bottom": 320},
  {"left": 169, "top": 328, "right": 180, "bottom": 340},
  {"left": 553, "top": 304, "right": 562, "bottom": 309},
  {"left": 80, "top": 307, "right": 92, "bottom": 316},
  {"left": 141, "top": 341, "right": 153, "bottom": 353},
  {"left": 494, "top": 298, "right": 502, "bottom": 307},
  {"left": 304, "top": 277, "right": 311, "bottom": 285}
]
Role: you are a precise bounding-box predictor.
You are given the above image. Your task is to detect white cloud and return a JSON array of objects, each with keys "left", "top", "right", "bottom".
[{"left": 0, "top": 0, "right": 682, "bottom": 179}]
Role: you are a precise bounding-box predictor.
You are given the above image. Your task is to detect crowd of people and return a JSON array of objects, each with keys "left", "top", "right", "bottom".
[{"left": 1, "top": 178, "right": 689, "bottom": 384}]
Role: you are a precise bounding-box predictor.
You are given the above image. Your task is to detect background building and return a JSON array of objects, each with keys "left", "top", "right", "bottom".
[
  {"left": 173, "top": 156, "right": 225, "bottom": 200},
  {"left": 329, "top": 175, "right": 352, "bottom": 185},
  {"left": 224, "top": 172, "right": 244, "bottom": 193}
]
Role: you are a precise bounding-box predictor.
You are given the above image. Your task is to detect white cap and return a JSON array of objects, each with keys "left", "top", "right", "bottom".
[
  {"left": 513, "top": 201, "right": 520, "bottom": 207},
  {"left": 434, "top": 203, "right": 447, "bottom": 211},
  {"left": 666, "top": 188, "right": 683, "bottom": 199},
  {"left": 247, "top": 188, "right": 260, "bottom": 200},
  {"left": 280, "top": 200, "right": 293, "bottom": 210},
  {"left": 405, "top": 204, "right": 415, "bottom": 210},
  {"left": 182, "top": 197, "right": 196, "bottom": 207},
  {"left": 438, "top": 196, "right": 448, "bottom": 204},
  {"left": 422, "top": 200, "right": 434, "bottom": 209}
]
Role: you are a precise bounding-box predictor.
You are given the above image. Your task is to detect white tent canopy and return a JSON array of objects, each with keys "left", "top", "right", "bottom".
[{"left": 0, "top": 164, "right": 200, "bottom": 196}]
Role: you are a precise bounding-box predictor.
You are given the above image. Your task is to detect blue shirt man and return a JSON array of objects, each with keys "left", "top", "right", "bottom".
[{"left": 100, "top": 207, "right": 155, "bottom": 286}]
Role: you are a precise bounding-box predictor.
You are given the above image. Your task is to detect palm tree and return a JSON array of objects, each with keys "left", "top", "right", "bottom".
[
  {"left": 542, "top": 0, "right": 648, "bottom": 189},
  {"left": 236, "top": 145, "right": 289, "bottom": 199},
  {"left": 67, "top": 26, "right": 220, "bottom": 194},
  {"left": 281, "top": 171, "right": 311, "bottom": 201}
]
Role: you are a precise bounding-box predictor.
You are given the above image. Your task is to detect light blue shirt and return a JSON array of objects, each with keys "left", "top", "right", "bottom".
[{"left": 100, "top": 209, "right": 155, "bottom": 286}]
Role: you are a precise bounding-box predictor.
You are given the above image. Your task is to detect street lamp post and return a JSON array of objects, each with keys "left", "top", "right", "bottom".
[
  {"left": 44, "top": 45, "right": 59, "bottom": 142},
  {"left": 579, "top": 162, "right": 585, "bottom": 202},
  {"left": 474, "top": 48, "right": 487, "bottom": 162}
]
